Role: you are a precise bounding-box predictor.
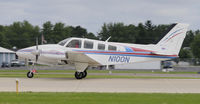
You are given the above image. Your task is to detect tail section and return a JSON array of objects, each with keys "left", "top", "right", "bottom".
[{"left": 155, "top": 23, "right": 189, "bottom": 55}]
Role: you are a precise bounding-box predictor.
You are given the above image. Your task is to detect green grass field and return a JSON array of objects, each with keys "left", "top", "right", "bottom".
[
  {"left": 0, "top": 92, "right": 200, "bottom": 104},
  {"left": 0, "top": 69, "right": 199, "bottom": 79},
  {"left": 0, "top": 69, "right": 198, "bottom": 74}
]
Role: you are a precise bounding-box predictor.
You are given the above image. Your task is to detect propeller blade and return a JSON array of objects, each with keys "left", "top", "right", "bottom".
[
  {"left": 36, "top": 37, "right": 38, "bottom": 50},
  {"left": 35, "top": 37, "right": 39, "bottom": 63},
  {"left": 25, "top": 58, "right": 28, "bottom": 69},
  {"left": 36, "top": 55, "right": 39, "bottom": 63}
]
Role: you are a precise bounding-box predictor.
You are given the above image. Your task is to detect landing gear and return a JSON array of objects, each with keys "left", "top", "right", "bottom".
[
  {"left": 74, "top": 62, "right": 88, "bottom": 79},
  {"left": 27, "top": 71, "right": 34, "bottom": 78},
  {"left": 75, "top": 70, "right": 87, "bottom": 79},
  {"left": 26, "top": 61, "right": 37, "bottom": 78},
  {"left": 82, "top": 70, "right": 87, "bottom": 78},
  {"left": 75, "top": 72, "right": 83, "bottom": 79}
]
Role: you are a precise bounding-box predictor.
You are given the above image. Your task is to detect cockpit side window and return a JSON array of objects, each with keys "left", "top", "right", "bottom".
[
  {"left": 58, "top": 38, "right": 71, "bottom": 46},
  {"left": 66, "top": 39, "right": 82, "bottom": 48}
]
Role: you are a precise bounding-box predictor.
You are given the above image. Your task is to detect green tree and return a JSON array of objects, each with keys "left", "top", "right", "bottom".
[
  {"left": 70, "top": 26, "right": 88, "bottom": 38},
  {"left": 125, "top": 24, "right": 137, "bottom": 43},
  {"left": 97, "top": 23, "right": 109, "bottom": 40},
  {"left": 0, "top": 33, "right": 10, "bottom": 48},
  {"left": 98, "top": 23, "right": 137, "bottom": 43},
  {"left": 144, "top": 20, "right": 156, "bottom": 43},
  {"left": 183, "top": 30, "right": 194, "bottom": 47},
  {"left": 0, "top": 25, "right": 10, "bottom": 48},
  {"left": 85, "top": 32, "right": 98, "bottom": 39},
  {"left": 191, "top": 33, "right": 200, "bottom": 59},
  {"left": 135, "top": 23, "right": 146, "bottom": 44},
  {"left": 52, "top": 22, "right": 67, "bottom": 43},
  {"left": 98, "top": 21, "right": 172, "bottom": 44},
  {"left": 4, "top": 20, "right": 40, "bottom": 48},
  {"left": 105, "top": 23, "right": 127, "bottom": 42},
  {"left": 43, "top": 21, "right": 54, "bottom": 43},
  {"left": 179, "top": 49, "right": 192, "bottom": 58}
]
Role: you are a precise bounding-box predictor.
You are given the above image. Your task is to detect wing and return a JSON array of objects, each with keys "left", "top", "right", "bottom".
[
  {"left": 66, "top": 51, "right": 100, "bottom": 72},
  {"left": 66, "top": 51, "right": 100, "bottom": 65}
]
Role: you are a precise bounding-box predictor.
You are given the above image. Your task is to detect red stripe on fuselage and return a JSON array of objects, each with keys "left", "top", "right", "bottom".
[
  {"left": 130, "top": 47, "right": 154, "bottom": 52},
  {"left": 77, "top": 50, "right": 177, "bottom": 57}
]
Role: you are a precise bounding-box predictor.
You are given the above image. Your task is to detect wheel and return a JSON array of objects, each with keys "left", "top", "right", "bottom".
[
  {"left": 82, "top": 70, "right": 87, "bottom": 78},
  {"left": 75, "top": 71, "right": 83, "bottom": 79},
  {"left": 27, "top": 71, "right": 34, "bottom": 78}
]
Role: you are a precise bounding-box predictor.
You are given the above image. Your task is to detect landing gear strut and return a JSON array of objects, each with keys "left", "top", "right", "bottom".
[
  {"left": 27, "top": 62, "right": 37, "bottom": 78},
  {"left": 75, "top": 70, "right": 87, "bottom": 79}
]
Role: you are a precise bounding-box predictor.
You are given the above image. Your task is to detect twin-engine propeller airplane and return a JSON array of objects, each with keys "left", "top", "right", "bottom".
[{"left": 16, "top": 23, "right": 189, "bottom": 79}]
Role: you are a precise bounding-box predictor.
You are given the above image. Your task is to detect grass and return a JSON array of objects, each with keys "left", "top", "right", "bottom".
[
  {"left": 0, "top": 69, "right": 198, "bottom": 74},
  {"left": 0, "top": 92, "right": 200, "bottom": 104},
  {"left": 0, "top": 69, "right": 200, "bottom": 79},
  {"left": 0, "top": 72, "right": 199, "bottom": 79}
]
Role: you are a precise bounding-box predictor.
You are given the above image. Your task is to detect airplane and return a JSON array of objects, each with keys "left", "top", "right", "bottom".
[{"left": 16, "top": 23, "right": 189, "bottom": 79}]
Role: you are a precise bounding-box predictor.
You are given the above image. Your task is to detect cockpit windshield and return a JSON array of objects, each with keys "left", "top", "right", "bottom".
[{"left": 58, "top": 38, "right": 71, "bottom": 46}]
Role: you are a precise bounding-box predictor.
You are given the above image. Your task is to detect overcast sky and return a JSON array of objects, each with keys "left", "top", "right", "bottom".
[{"left": 0, "top": 0, "right": 199, "bottom": 34}]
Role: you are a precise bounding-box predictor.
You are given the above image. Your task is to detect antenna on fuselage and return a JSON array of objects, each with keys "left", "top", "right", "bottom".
[{"left": 105, "top": 36, "right": 111, "bottom": 42}]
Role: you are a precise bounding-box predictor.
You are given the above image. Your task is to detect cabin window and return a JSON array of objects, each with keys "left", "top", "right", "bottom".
[
  {"left": 108, "top": 45, "right": 117, "bottom": 51},
  {"left": 66, "top": 39, "right": 82, "bottom": 48},
  {"left": 98, "top": 43, "right": 105, "bottom": 50},
  {"left": 84, "top": 40, "right": 93, "bottom": 49}
]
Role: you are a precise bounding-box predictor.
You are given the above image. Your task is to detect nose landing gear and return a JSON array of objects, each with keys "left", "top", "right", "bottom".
[
  {"left": 27, "top": 71, "right": 34, "bottom": 78},
  {"left": 27, "top": 69, "right": 37, "bottom": 78}
]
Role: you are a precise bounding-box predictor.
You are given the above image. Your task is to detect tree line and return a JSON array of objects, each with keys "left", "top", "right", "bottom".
[{"left": 0, "top": 20, "right": 199, "bottom": 59}]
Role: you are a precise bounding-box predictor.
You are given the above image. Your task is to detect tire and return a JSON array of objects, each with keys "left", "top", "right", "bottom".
[
  {"left": 27, "top": 71, "right": 34, "bottom": 78},
  {"left": 82, "top": 70, "right": 87, "bottom": 78},
  {"left": 75, "top": 72, "right": 83, "bottom": 79}
]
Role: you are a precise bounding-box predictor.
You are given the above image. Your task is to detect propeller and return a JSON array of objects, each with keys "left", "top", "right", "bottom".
[
  {"left": 35, "top": 37, "right": 39, "bottom": 63},
  {"left": 31, "top": 37, "right": 40, "bottom": 63},
  {"left": 28, "top": 37, "right": 41, "bottom": 74}
]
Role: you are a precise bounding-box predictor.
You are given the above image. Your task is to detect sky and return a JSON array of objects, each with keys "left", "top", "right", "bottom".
[{"left": 0, "top": 0, "right": 199, "bottom": 34}]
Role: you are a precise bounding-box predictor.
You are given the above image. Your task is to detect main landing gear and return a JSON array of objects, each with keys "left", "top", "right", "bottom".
[
  {"left": 74, "top": 62, "right": 88, "bottom": 79},
  {"left": 75, "top": 70, "right": 87, "bottom": 79}
]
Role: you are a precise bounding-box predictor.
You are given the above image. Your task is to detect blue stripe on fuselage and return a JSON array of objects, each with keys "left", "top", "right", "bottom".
[
  {"left": 125, "top": 46, "right": 134, "bottom": 52},
  {"left": 83, "top": 52, "right": 176, "bottom": 59},
  {"left": 72, "top": 49, "right": 150, "bottom": 54}
]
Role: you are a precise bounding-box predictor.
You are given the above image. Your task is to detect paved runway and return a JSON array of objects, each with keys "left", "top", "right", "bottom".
[{"left": 1, "top": 78, "right": 200, "bottom": 93}]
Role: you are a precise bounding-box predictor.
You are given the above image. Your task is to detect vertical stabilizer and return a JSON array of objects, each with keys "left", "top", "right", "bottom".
[{"left": 156, "top": 23, "right": 189, "bottom": 55}]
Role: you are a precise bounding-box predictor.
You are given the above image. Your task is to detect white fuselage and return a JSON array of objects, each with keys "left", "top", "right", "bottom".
[{"left": 16, "top": 37, "right": 176, "bottom": 66}]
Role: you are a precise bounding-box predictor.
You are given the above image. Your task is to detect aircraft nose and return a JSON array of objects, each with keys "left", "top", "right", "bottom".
[
  {"left": 16, "top": 48, "right": 34, "bottom": 59},
  {"left": 16, "top": 49, "right": 25, "bottom": 58}
]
